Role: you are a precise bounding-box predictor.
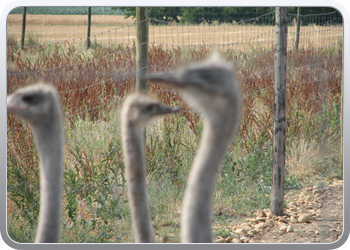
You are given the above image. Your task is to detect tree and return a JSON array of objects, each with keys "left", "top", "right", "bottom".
[
  {"left": 113, "top": 7, "right": 341, "bottom": 26},
  {"left": 113, "top": 7, "right": 181, "bottom": 25}
]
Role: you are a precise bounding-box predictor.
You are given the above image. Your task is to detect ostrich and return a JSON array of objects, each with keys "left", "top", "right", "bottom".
[
  {"left": 7, "top": 83, "right": 63, "bottom": 243},
  {"left": 121, "top": 93, "right": 180, "bottom": 243},
  {"left": 148, "top": 52, "right": 242, "bottom": 243}
]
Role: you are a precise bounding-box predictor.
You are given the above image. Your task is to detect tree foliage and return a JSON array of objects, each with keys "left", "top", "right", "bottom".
[
  {"left": 180, "top": 7, "right": 275, "bottom": 24},
  {"left": 114, "top": 7, "right": 341, "bottom": 25},
  {"left": 113, "top": 7, "right": 182, "bottom": 25},
  {"left": 10, "top": 7, "right": 341, "bottom": 25},
  {"left": 10, "top": 7, "right": 123, "bottom": 15}
]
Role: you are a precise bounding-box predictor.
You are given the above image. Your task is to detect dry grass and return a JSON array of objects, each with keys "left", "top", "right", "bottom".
[
  {"left": 286, "top": 138, "right": 320, "bottom": 178},
  {"left": 7, "top": 14, "right": 135, "bottom": 26},
  {"left": 7, "top": 14, "right": 343, "bottom": 50},
  {"left": 6, "top": 18, "right": 342, "bottom": 242}
]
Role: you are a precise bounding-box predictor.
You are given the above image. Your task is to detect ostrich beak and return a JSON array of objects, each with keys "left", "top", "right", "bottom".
[
  {"left": 147, "top": 72, "right": 186, "bottom": 88},
  {"left": 7, "top": 95, "right": 25, "bottom": 112},
  {"left": 158, "top": 105, "right": 181, "bottom": 115}
]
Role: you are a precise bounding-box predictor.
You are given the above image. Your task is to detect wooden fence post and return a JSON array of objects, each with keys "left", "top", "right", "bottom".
[
  {"left": 341, "top": 68, "right": 343, "bottom": 174},
  {"left": 295, "top": 7, "right": 301, "bottom": 50},
  {"left": 21, "top": 7, "right": 27, "bottom": 49},
  {"left": 87, "top": 7, "right": 91, "bottom": 49},
  {"left": 136, "top": 7, "right": 149, "bottom": 92},
  {"left": 270, "top": 7, "right": 288, "bottom": 216}
]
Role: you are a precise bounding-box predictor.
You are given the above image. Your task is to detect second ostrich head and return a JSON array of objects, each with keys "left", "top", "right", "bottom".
[{"left": 122, "top": 93, "right": 180, "bottom": 130}]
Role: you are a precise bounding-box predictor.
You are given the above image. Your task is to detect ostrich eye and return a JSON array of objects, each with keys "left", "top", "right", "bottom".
[
  {"left": 196, "top": 68, "right": 220, "bottom": 85},
  {"left": 145, "top": 104, "right": 158, "bottom": 112},
  {"left": 22, "top": 94, "right": 40, "bottom": 104}
]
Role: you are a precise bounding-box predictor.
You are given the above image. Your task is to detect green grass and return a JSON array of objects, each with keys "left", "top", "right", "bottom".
[{"left": 6, "top": 42, "right": 342, "bottom": 243}]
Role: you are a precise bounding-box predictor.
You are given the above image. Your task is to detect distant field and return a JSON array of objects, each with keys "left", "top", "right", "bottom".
[
  {"left": 7, "top": 14, "right": 343, "bottom": 50},
  {"left": 9, "top": 6, "right": 123, "bottom": 15},
  {"left": 7, "top": 14, "right": 134, "bottom": 26}
]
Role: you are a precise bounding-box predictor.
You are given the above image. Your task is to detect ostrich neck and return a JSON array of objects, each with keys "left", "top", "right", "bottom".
[
  {"left": 181, "top": 111, "right": 237, "bottom": 243},
  {"left": 32, "top": 120, "right": 63, "bottom": 243},
  {"left": 122, "top": 122, "right": 154, "bottom": 243}
]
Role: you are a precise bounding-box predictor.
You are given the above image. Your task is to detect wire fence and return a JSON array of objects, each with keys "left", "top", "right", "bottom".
[{"left": 6, "top": 8, "right": 342, "bottom": 243}]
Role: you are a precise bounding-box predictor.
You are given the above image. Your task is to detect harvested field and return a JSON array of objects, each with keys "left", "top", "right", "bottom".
[{"left": 7, "top": 14, "right": 343, "bottom": 50}]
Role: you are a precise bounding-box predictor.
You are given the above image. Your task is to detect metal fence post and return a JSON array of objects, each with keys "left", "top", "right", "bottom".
[
  {"left": 136, "top": 7, "right": 149, "bottom": 92},
  {"left": 270, "top": 7, "right": 288, "bottom": 216}
]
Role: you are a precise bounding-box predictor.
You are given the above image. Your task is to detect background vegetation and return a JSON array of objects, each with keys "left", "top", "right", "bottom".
[
  {"left": 9, "top": 7, "right": 342, "bottom": 25},
  {"left": 6, "top": 7, "right": 342, "bottom": 243},
  {"left": 115, "top": 7, "right": 342, "bottom": 25},
  {"left": 10, "top": 7, "right": 123, "bottom": 15}
]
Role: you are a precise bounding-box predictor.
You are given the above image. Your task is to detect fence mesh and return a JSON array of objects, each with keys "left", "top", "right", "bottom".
[{"left": 6, "top": 8, "right": 342, "bottom": 243}]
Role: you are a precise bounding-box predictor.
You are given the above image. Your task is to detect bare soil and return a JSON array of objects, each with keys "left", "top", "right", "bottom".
[{"left": 216, "top": 178, "right": 344, "bottom": 244}]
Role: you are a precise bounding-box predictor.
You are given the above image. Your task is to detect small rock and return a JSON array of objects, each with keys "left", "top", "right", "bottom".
[
  {"left": 287, "top": 225, "right": 294, "bottom": 232},
  {"left": 235, "top": 229, "right": 247, "bottom": 235},
  {"left": 298, "top": 214, "right": 310, "bottom": 223},
  {"left": 266, "top": 218, "right": 275, "bottom": 225},
  {"left": 240, "top": 237, "right": 249, "bottom": 243},
  {"left": 214, "top": 238, "right": 226, "bottom": 243},
  {"left": 257, "top": 217, "right": 266, "bottom": 222},
  {"left": 256, "top": 210, "right": 267, "bottom": 217},
  {"left": 241, "top": 223, "right": 251, "bottom": 227},
  {"left": 313, "top": 189, "right": 321, "bottom": 195},
  {"left": 290, "top": 216, "right": 298, "bottom": 223},
  {"left": 230, "top": 232, "right": 239, "bottom": 239},
  {"left": 250, "top": 219, "right": 259, "bottom": 223},
  {"left": 231, "top": 238, "right": 241, "bottom": 243},
  {"left": 280, "top": 226, "right": 288, "bottom": 232},
  {"left": 249, "top": 229, "right": 258, "bottom": 234},
  {"left": 225, "top": 237, "right": 233, "bottom": 243},
  {"left": 255, "top": 223, "right": 267, "bottom": 229},
  {"left": 247, "top": 230, "right": 257, "bottom": 237},
  {"left": 279, "top": 218, "right": 288, "bottom": 223}
]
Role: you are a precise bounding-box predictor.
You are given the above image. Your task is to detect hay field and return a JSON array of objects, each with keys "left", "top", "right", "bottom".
[{"left": 7, "top": 14, "right": 343, "bottom": 50}]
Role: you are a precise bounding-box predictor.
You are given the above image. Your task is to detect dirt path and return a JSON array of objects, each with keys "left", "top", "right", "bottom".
[{"left": 215, "top": 178, "right": 343, "bottom": 244}]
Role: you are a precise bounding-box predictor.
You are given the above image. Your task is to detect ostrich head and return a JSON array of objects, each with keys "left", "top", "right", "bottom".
[
  {"left": 7, "top": 83, "right": 60, "bottom": 126},
  {"left": 147, "top": 52, "right": 241, "bottom": 119},
  {"left": 122, "top": 93, "right": 180, "bottom": 130}
]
